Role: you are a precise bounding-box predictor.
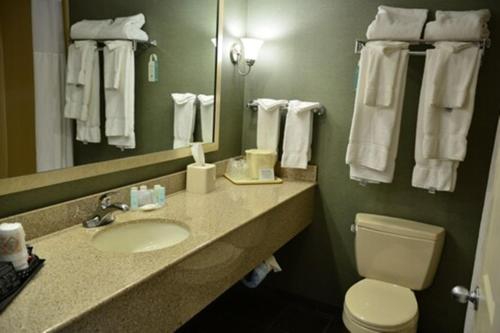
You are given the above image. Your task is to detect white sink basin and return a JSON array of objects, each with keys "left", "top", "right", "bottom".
[{"left": 91, "top": 219, "right": 190, "bottom": 253}]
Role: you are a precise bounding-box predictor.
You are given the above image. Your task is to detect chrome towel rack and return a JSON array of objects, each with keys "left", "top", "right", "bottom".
[
  {"left": 71, "top": 39, "right": 157, "bottom": 51},
  {"left": 354, "top": 38, "right": 491, "bottom": 56},
  {"left": 246, "top": 100, "right": 326, "bottom": 116}
]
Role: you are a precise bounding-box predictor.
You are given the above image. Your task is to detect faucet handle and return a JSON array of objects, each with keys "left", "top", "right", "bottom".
[{"left": 99, "top": 191, "right": 118, "bottom": 208}]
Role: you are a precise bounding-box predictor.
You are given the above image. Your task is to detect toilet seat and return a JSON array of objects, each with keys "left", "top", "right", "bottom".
[{"left": 343, "top": 279, "right": 418, "bottom": 332}]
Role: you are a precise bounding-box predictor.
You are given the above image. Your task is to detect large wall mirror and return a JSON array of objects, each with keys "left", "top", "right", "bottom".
[{"left": 0, "top": 0, "right": 223, "bottom": 195}]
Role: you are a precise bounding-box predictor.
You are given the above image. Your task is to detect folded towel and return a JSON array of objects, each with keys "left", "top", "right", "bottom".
[
  {"left": 363, "top": 41, "right": 408, "bottom": 107},
  {"left": 424, "top": 9, "right": 491, "bottom": 41},
  {"left": 366, "top": 6, "right": 428, "bottom": 40},
  {"left": 104, "top": 41, "right": 135, "bottom": 149},
  {"left": 256, "top": 99, "right": 288, "bottom": 152},
  {"left": 64, "top": 41, "right": 101, "bottom": 143},
  {"left": 346, "top": 42, "right": 409, "bottom": 178},
  {"left": 172, "top": 93, "right": 197, "bottom": 149},
  {"left": 70, "top": 19, "right": 113, "bottom": 40},
  {"left": 428, "top": 42, "right": 481, "bottom": 109},
  {"left": 281, "top": 100, "right": 320, "bottom": 169},
  {"left": 70, "top": 14, "right": 149, "bottom": 41},
  {"left": 412, "top": 44, "right": 481, "bottom": 192},
  {"left": 198, "top": 94, "right": 215, "bottom": 143},
  {"left": 423, "top": 43, "right": 481, "bottom": 161}
]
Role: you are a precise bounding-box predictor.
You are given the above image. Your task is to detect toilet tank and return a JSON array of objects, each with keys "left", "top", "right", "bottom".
[{"left": 355, "top": 213, "right": 445, "bottom": 290}]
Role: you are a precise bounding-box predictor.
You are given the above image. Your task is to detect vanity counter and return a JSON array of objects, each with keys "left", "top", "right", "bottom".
[{"left": 1, "top": 178, "right": 315, "bottom": 332}]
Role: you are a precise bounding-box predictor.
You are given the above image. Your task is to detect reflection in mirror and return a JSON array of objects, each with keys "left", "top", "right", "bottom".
[{"left": 0, "top": 0, "right": 218, "bottom": 179}]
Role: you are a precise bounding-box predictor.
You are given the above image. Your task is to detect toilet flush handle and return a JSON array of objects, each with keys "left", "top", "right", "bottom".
[{"left": 350, "top": 224, "right": 357, "bottom": 233}]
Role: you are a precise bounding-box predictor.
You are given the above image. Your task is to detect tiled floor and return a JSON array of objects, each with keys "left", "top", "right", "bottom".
[{"left": 177, "top": 284, "right": 348, "bottom": 333}]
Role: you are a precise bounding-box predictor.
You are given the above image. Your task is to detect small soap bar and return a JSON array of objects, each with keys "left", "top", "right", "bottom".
[{"left": 186, "top": 163, "right": 216, "bottom": 194}]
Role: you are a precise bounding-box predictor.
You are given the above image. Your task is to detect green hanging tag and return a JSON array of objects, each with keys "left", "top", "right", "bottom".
[{"left": 148, "top": 54, "right": 159, "bottom": 82}]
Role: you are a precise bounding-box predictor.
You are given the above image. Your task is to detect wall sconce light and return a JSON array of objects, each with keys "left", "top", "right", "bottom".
[{"left": 230, "top": 38, "right": 263, "bottom": 76}]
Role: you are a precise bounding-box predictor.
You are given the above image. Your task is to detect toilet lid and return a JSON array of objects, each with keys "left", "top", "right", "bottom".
[{"left": 345, "top": 279, "right": 418, "bottom": 330}]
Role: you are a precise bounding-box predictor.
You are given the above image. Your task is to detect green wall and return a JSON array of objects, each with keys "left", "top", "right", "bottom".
[
  {"left": 69, "top": 0, "right": 217, "bottom": 164},
  {"left": 0, "top": 0, "right": 247, "bottom": 217},
  {"left": 241, "top": 1, "right": 499, "bottom": 332}
]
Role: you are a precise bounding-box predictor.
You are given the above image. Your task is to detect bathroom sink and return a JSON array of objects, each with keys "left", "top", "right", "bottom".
[{"left": 91, "top": 219, "right": 190, "bottom": 253}]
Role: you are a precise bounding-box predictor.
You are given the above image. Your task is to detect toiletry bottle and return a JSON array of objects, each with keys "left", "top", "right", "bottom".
[
  {"left": 130, "top": 187, "right": 139, "bottom": 210},
  {"left": 139, "top": 185, "right": 148, "bottom": 207},
  {"left": 154, "top": 185, "right": 166, "bottom": 207}
]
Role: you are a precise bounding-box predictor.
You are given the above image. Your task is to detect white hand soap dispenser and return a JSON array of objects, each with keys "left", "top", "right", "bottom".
[{"left": 186, "top": 143, "right": 216, "bottom": 194}]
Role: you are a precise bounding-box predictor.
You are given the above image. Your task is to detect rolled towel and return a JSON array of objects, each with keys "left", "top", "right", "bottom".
[
  {"left": 0, "top": 223, "right": 29, "bottom": 271},
  {"left": 424, "top": 9, "right": 491, "bottom": 41},
  {"left": 366, "top": 6, "right": 428, "bottom": 40}
]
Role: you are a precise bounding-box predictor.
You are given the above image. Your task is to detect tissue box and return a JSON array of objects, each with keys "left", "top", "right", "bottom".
[{"left": 186, "top": 163, "right": 216, "bottom": 194}]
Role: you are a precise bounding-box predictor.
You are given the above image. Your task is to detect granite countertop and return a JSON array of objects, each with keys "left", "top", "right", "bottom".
[{"left": 1, "top": 178, "right": 315, "bottom": 332}]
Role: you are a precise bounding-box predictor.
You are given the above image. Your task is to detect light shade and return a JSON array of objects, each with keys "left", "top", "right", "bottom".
[{"left": 241, "top": 38, "right": 264, "bottom": 61}]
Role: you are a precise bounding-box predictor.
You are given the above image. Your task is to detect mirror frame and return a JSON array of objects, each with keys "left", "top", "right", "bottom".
[{"left": 0, "top": 0, "right": 223, "bottom": 196}]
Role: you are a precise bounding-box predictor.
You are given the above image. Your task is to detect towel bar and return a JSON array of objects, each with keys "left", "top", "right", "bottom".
[
  {"left": 246, "top": 100, "right": 326, "bottom": 116},
  {"left": 354, "top": 38, "right": 490, "bottom": 56},
  {"left": 71, "top": 39, "right": 157, "bottom": 52}
]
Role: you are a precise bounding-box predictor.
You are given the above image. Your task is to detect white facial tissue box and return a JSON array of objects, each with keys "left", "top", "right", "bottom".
[{"left": 186, "top": 163, "right": 216, "bottom": 194}]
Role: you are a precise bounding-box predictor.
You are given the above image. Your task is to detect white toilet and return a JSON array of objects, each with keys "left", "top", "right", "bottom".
[{"left": 343, "top": 213, "right": 445, "bottom": 333}]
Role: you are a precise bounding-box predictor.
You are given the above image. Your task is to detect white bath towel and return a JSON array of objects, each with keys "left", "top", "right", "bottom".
[
  {"left": 346, "top": 42, "right": 409, "bottom": 178},
  {"left": 366, "top": 6, "right": 428, "bottom": 40},
  {"left": 281, "top": 100, "right": 320, "bottom": 169},
  {"left": 363, "top": 41, "right": 409, "bottom": 107},
  {"left": 198, "top": 94, "right": 215, "bottom": 143},
  {"left": 104, "top": 41, "right": 135, "bottom": 149},
  {"left": 70, "top": 19, "right": 112, "bottom": 40},
  {"left": 423, "top": 43, "right": 481, "bottom": 161},
  {"left": 64, "top": 41, "right": 101, "bottom": 143},
  {"left": 424, "top": 9, "right": 491, "bottom": 41},
  {"left": 172, "top": 93, "right": 197, "bottom": 149},
  {"left": 70, "top": 14, "right": 149, "bottom": 41},
  {"left": 412, "top": 43, "right": 481, "bottom": 192},
  {"left": 256, "top": 99, "right": 288, "bottom": 152}
]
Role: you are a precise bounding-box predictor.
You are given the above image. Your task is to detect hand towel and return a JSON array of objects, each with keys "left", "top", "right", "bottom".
[
  {"left": 256, "top": 98, "right": 288, "bottom": 152},
  {"left": 172, "top": 93, "right": 197, "bottom": 149},
  {"left": 363, "top": 41, "right": 408, "bottom": 107},
  {"left": 423, "top": 43, "right": 481, "bottom": 161},
  {"left": 64, "top": 41, "right": 101, "bottom": 143},
  {"left": 366, "top": 6, "right": 428, "bottom": 40},
  {"left": 70, "top": 14, "right": 149, "bottom": 41},
  {"left": 198, "top": 94, "right": 215, "bottom": 143},
  {"left": 104, "top": 41, "right": 135, "bottom": 149},
  {"left": 346, "top": 42, "right": 409, "bottom": 178},
  {"left": 412, "top": 44, "right": 481, "bottom": 192},
  {"left": 281, "top": 100, "right": 320, "bottom": 169},
  {"left": 424, "top": 9, "right": 491, "bottom": 41}
]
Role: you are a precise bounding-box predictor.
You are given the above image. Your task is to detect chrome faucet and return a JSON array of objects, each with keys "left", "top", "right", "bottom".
[{"left": 83, "top": 192, "right": 129, "bottom": 228}]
